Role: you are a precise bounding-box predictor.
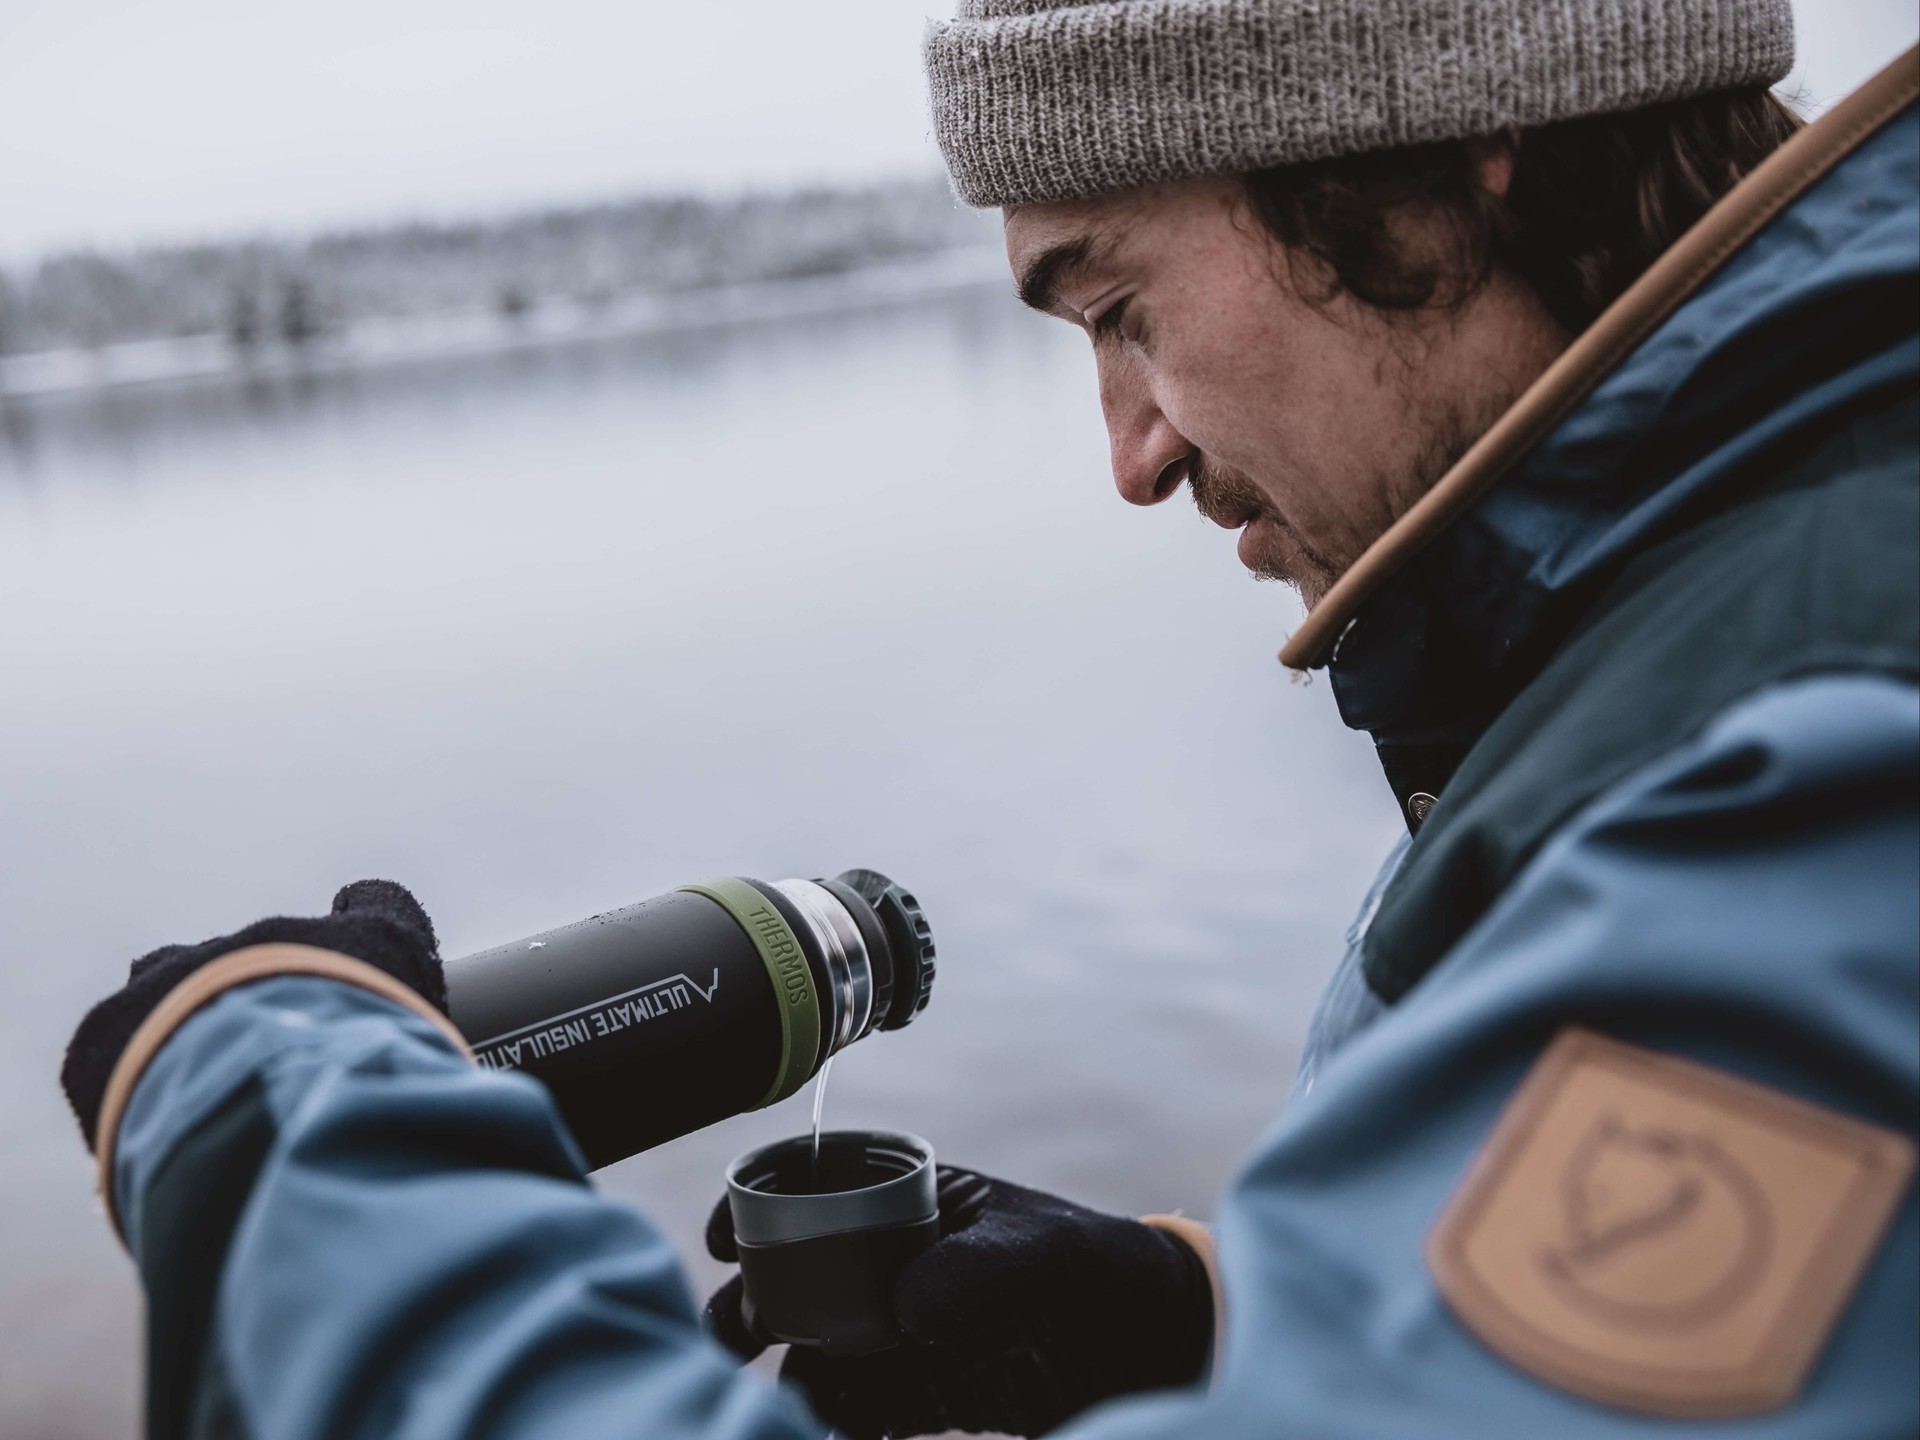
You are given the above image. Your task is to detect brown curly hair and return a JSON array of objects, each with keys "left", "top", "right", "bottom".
[{"left": 1244, "top": 87, "right": 1804, "bottom": 334}]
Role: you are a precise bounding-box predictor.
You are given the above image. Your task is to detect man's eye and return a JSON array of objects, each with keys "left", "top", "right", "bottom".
[{"left": 1091, "top": 297, "right": 1131, "bottom": 340}]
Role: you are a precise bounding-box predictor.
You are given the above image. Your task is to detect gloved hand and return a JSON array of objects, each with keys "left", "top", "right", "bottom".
[
  {"left": 61, "top": 879, "right": 447, "bottom": 1151},
  {"left": 703, "top": 1165, "right": 1215, "bottom": 1439}
]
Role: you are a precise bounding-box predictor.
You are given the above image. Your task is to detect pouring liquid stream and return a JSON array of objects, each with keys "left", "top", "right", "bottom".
[{"left": 810, "top": 1055, "right": 835, "bottom": 1190}]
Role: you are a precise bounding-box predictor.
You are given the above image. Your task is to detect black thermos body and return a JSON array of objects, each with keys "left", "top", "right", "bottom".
[{"left": 443, "top": 870, "right": 933, "bottom": 1169}]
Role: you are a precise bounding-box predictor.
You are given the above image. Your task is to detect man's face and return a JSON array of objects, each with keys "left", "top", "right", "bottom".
[{"left": 1004, "top": 174, "right": 1567, "bottom": 607}]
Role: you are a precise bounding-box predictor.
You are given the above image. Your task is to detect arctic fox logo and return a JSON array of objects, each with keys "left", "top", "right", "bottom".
[{"left": 1538, "top": 1114, "right": 1773, "bottom": 1331}]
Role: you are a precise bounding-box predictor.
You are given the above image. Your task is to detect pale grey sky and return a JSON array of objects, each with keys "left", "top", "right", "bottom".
[{"left": 0, "top": 0, "right": 1914, "bottom": 262}]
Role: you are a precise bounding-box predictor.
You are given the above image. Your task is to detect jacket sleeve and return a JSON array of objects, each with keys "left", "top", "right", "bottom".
[
  {"left": 109, "top": 968, "right": 823, "bottom": 1439},
  {"left": 1065, "top": 672, "right": 1919, "bottom": 1440}
]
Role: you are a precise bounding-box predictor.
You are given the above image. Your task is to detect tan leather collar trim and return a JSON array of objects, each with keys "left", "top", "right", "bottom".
[
  {"left": 93, "top": 942, "right": 472, "bottom": 1245},
  {"left": 1279, "top": 46, "right": 1920, "bottom": 672}
]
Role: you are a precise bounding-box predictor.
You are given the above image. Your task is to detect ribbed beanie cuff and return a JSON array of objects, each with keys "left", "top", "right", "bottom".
[{"left": 925, "top": 0, "right": 1796, "bottom": 208}]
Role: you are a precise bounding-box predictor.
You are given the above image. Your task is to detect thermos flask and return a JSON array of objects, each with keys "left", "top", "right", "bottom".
[{"left": 444, "top": 869, "right": 934, "bottom": 1169}]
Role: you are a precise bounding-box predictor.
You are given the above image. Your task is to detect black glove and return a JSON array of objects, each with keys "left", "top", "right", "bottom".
[
  {"left": 62, "top": 879, "right": 447, "bottom": 1151},
  {"left": 703, "top": 1166, "right": 1214, "bottom": 1439}
]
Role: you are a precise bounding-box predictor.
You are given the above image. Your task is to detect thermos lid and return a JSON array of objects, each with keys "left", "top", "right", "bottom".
[
  {"left": 727, "top": 1130, "right": 937, "bottom": 1246},
  {"left": 832, "top": 869, "right": 935, "bottom": 1031}
]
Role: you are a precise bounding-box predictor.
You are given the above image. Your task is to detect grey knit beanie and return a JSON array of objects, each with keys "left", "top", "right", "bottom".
[{"left": 925, "top": 0, "right": 1796, "bottom": 207}]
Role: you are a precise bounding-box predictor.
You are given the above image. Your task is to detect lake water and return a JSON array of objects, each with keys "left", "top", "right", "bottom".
[{"left": 0, "top": 287, "right": 1400, "bottom": 1438}]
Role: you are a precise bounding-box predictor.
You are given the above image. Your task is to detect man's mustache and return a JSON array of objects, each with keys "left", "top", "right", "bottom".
[{"left": 1186, "top": 452, "right": 1267, "bottom": 529}]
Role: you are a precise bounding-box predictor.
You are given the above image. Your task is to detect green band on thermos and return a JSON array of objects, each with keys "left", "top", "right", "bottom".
[{"left": 679, "top": 878, "right": 821, "bottom": 1108}]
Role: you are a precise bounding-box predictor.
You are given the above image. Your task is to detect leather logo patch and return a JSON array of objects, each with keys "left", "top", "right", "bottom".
[{"left": 1429, "top": 1028, "right": 1915, "bottom": 1417}]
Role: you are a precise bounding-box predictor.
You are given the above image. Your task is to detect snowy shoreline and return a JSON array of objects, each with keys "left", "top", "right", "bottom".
[{"left": 0, "top": 245, "right": 1009, "bottom": 402}]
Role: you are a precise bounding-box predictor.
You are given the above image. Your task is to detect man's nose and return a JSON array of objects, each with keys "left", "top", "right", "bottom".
[{"left": 1099, "top": 362, "right": 1190, "bottom": 507}]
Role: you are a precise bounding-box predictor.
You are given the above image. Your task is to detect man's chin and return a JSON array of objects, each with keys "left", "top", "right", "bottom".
[{"left": 1238, "top": 516, "right": 1337, "bottom": 608}]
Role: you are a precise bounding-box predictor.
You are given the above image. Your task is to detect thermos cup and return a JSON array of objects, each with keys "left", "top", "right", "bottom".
[
  {"left": 444, "top": 869, "right": 934, "bottom": 1169},
  {"left": 726, "top": 1129, "right": 940, "bottom": 1355}
]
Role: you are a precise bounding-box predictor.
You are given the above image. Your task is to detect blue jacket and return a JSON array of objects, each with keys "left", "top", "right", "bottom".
[{"left": 106, "top": 98, "right": 1918, "bottom": 1440}]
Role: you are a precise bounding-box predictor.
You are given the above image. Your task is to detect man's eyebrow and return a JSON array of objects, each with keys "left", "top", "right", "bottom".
[{"left": 1016, "top": 236, "right": 1102, "bottom": 315}]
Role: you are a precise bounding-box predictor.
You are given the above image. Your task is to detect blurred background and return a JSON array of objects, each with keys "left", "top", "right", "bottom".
[{"left": 1, "top": 3, "right": 1914, "bottom": 1435}]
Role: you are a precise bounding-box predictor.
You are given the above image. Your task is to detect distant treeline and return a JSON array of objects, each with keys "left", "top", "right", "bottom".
[{"left": 0, "top": 178, "right": 990, "bottom": 356}]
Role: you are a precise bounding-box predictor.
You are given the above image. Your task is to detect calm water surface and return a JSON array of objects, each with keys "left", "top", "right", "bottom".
[{"left": 0, "top": 290, "right": 1399, "bottom": 1437}]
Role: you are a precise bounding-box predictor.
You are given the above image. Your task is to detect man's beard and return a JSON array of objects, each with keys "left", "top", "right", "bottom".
[
  {"left": 1187, "top": 454, "right": 1342, "bottom": 604},
  {"left": 1186, "top": 403, "right": 1494, "bottom": 611}
]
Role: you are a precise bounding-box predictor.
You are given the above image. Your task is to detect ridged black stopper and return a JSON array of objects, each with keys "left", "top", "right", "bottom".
[{"left": 833, "top": 868, "right": 935, "bottom": 1031}]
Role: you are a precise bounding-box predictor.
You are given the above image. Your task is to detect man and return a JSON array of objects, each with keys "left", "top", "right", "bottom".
[{"left": 62, "top": 4, "right": 1918, "bottom": 1438}]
